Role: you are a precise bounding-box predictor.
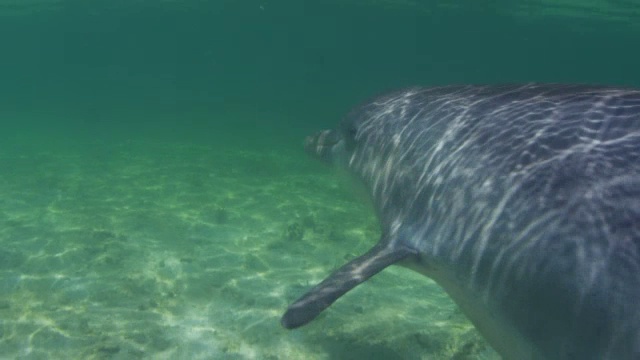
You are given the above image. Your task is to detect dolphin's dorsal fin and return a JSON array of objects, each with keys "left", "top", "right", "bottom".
[{"left": 281, "top": 241, "right": 415, "bottom": 329}]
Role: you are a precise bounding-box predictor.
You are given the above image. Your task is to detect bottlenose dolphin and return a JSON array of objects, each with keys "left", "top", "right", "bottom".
[{"left": 281, "top": 84, "right": 640, "bottom": 359}]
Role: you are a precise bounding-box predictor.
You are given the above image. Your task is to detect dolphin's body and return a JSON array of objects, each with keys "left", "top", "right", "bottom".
[{"left": 281, "top": 84, "right": 640, "bottom": 359}]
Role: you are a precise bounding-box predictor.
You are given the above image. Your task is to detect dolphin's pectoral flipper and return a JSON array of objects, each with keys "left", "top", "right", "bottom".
[{"left": 281, "top": 242, "right": 415, "bottom": 329}]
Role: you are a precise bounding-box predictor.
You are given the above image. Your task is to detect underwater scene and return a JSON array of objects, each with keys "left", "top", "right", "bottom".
[{"left": 1, "top": 0, "right": 639, "bottom": 359}]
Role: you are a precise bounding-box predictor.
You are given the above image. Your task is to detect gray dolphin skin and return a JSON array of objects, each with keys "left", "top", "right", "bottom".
[{"left": 281, "top": 84, "right": 640, "bottom": 359}]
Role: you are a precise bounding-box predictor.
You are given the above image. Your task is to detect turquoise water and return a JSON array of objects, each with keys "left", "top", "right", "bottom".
[{"left": 0, "top": 1, "right": 639, "bottom": 359}]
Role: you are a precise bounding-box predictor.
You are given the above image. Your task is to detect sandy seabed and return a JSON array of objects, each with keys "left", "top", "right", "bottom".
[{"left": 0, "top": 140, "right": 496, "bottom": 359}]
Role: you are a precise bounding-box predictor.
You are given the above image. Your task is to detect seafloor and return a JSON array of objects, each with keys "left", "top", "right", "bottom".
[{"left": 0, "top": 140, "right": 498, "bottom": 359}]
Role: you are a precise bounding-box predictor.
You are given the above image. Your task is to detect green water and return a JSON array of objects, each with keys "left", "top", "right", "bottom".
[{"left": 0, "top": 1, "right": 638, "bottom": 359}]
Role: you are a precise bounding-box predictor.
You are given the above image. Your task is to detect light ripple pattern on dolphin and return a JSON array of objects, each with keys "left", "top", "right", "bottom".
[{"left": 283, "top": 84, "right": 640, "bottom": 360}]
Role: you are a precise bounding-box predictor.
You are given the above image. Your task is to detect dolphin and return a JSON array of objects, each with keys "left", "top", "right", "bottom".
[{"left": 281, "top": 84, "right": 640, "bottom": 359}]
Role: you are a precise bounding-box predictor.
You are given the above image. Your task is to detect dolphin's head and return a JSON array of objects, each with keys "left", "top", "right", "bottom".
[
  {"left": 305, "top": 87, "right": 427, "bottom": 168},
  {"left": 303, "top": 125, "right": 353, "bottom": 168},
  {"left": 304, "top": 129, "right": 342, "bottom": 163},
  {"left": 304, "top": 100, "right": 374, "bottom": 168}
]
